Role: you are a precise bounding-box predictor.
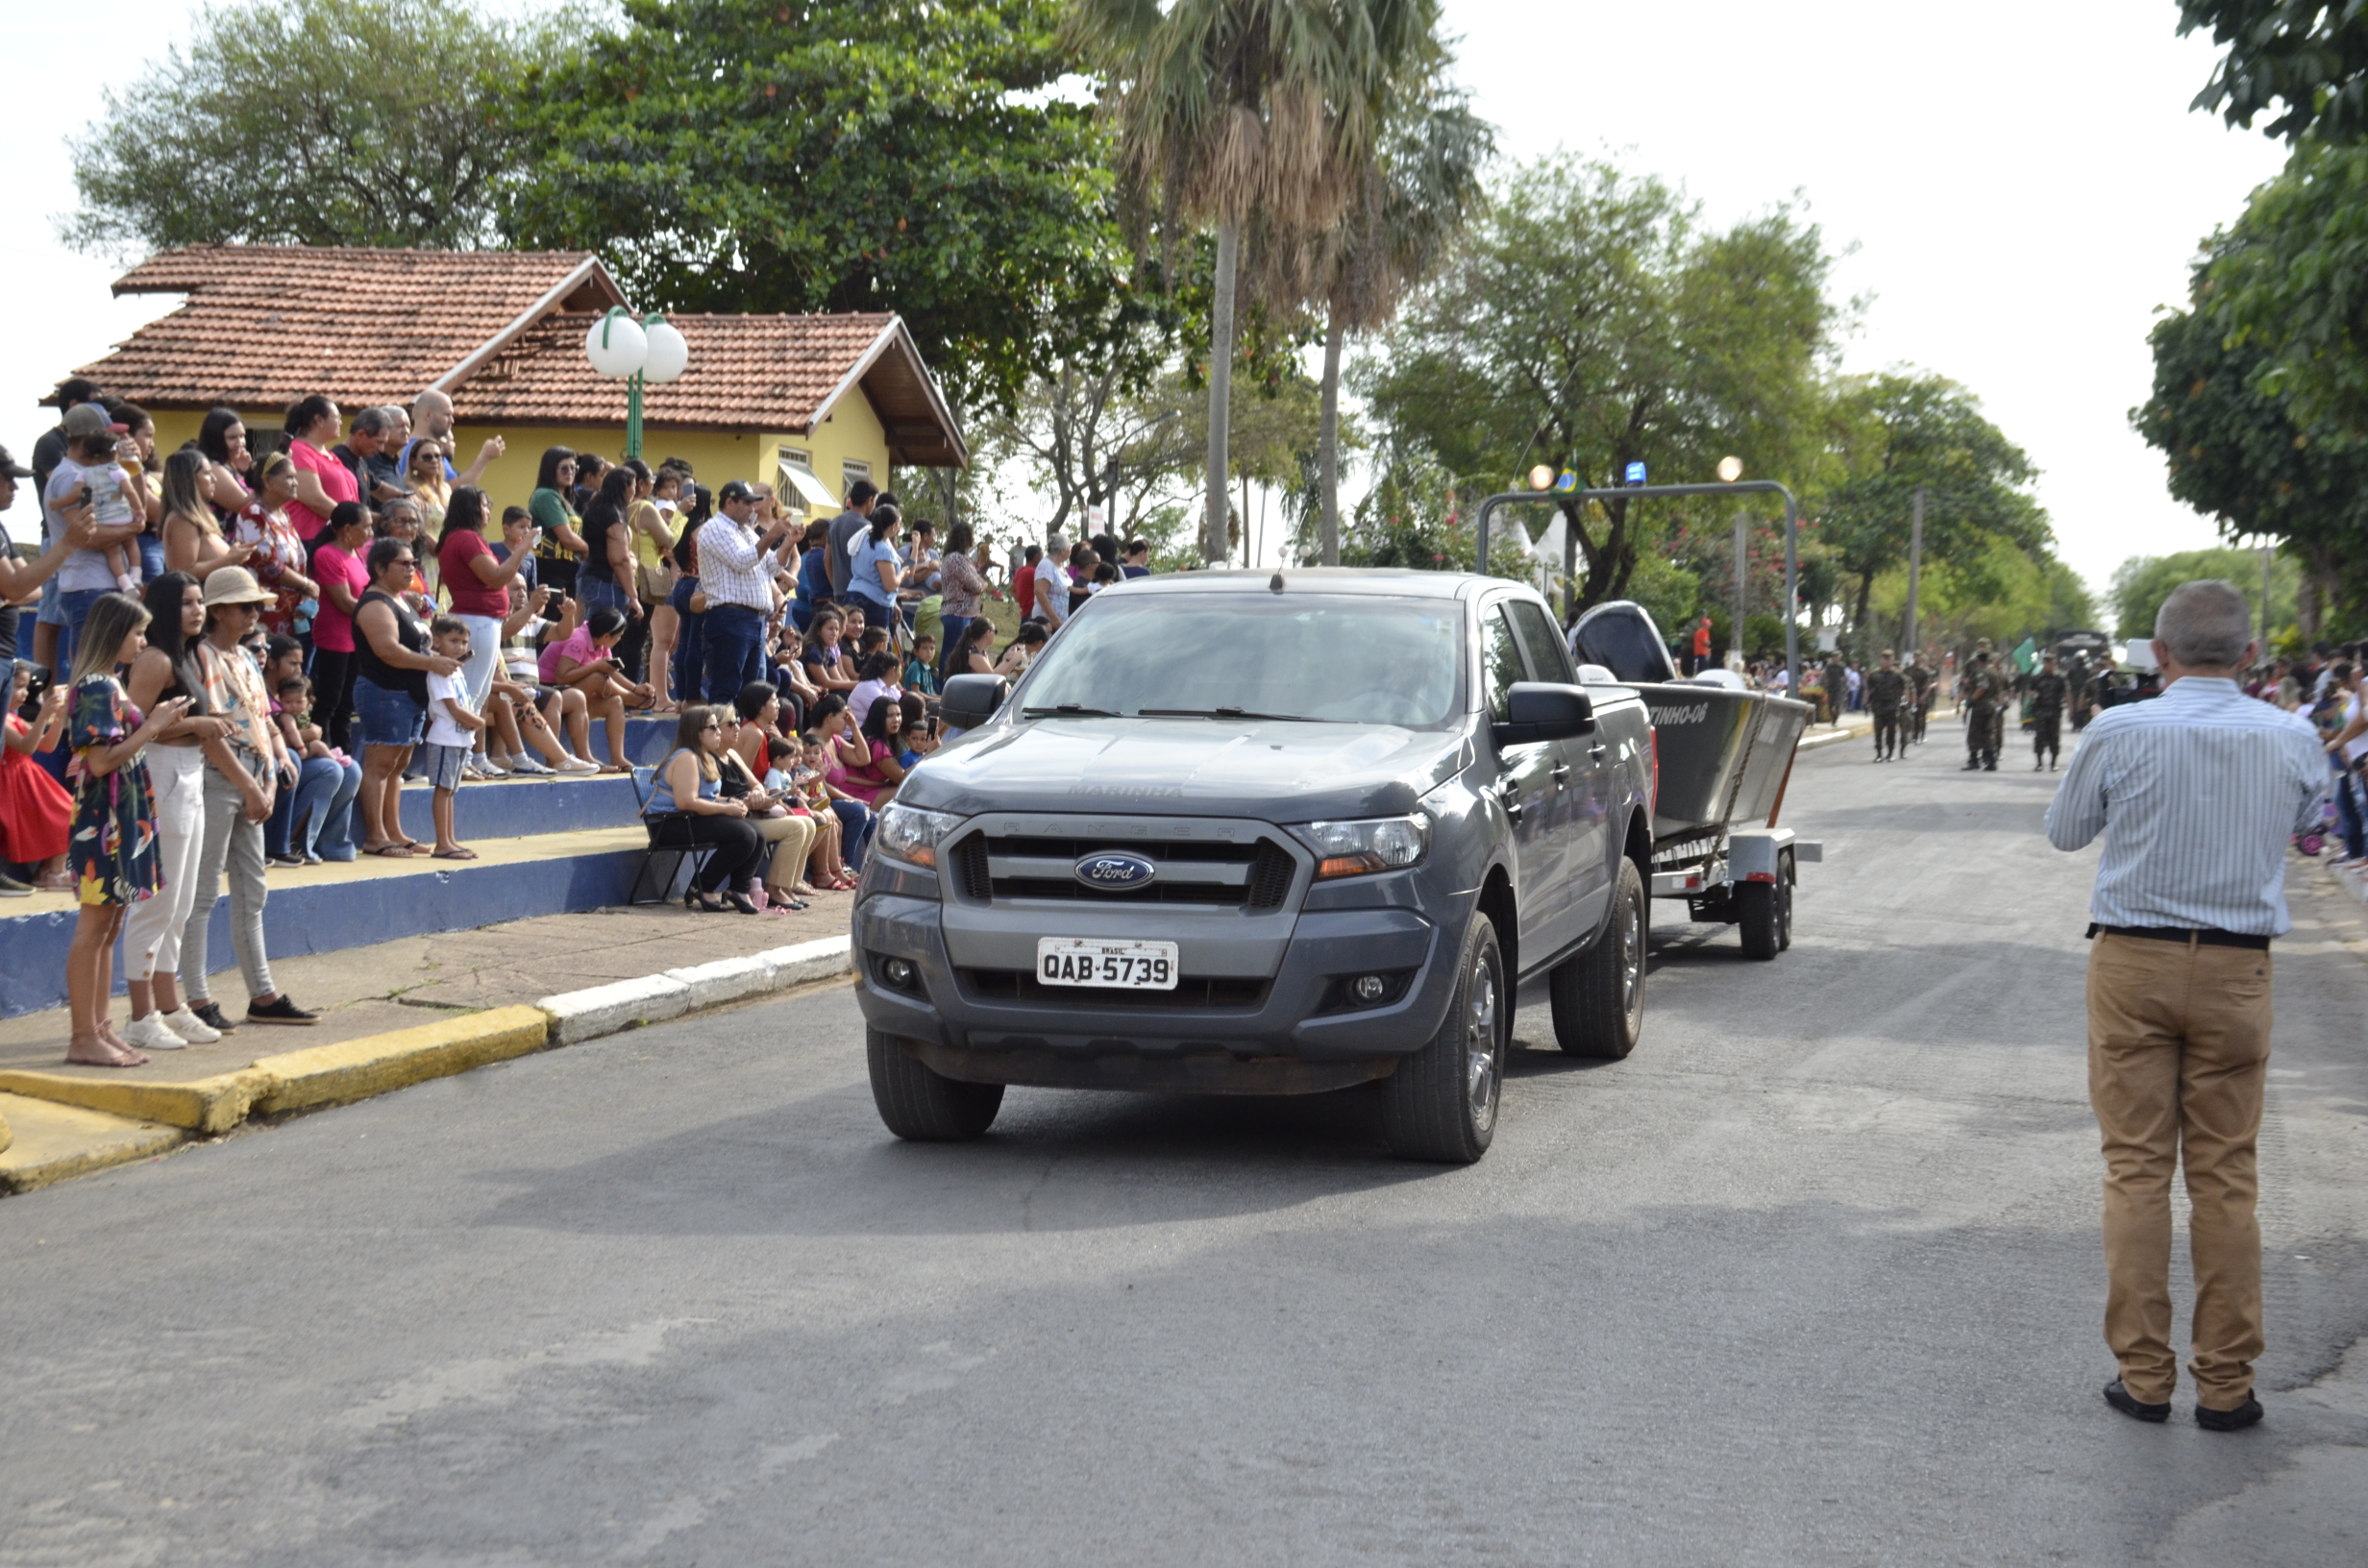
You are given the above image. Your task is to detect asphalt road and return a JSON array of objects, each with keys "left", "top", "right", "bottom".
[{"left": 5, "top": 719, "right": 2365, "bottom": 1567}]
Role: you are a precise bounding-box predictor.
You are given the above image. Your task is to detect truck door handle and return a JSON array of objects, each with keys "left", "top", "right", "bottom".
[
  {"left": 1496, "top": 780, "right": 1524, "bottom": 821},
  {"left": 1588, "top": 744, "right": 1607, "bottom": 760},
  {"left": 1550, "top": 762, "right": 1571, "bottom": 789}
]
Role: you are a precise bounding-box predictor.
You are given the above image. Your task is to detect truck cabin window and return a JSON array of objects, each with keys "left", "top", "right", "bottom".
[{"left": 1017, "top": 596, "right": 1465, "bottom": 728}]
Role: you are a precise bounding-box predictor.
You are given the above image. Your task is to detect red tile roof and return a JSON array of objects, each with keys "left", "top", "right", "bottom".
[
  {"left": 83, "top": 245, "right": 620, "bottom": 412},
  {"left": 67, "top": 245, "right": 965, "bottom": 466}
]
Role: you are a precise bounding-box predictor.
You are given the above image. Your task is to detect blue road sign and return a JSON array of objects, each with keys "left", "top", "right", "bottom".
[{"left": 1623, "top": 460, "right": 1646, "bottom": 485}]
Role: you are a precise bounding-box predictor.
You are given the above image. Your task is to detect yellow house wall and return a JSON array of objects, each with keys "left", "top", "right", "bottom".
[{"left": 143, "top": 389, "right": 896, "bottom": 527}]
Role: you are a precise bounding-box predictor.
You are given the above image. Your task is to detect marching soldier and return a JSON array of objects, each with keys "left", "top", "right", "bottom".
[
  {"left": 2021, "top": 651, "right": 2069, "bottom": 771},
  {"left": 1821, "top": 650, "right": 1848, "bottom": 725},
  {"left": 1961, "top": 650, "right": 2006, "bottom": 771},
  {"left": 1904, "top": 650, "right": 1935, "bottom": 745},
  {"left": 1866, "top": 650, "right": 1907, "bottom": 761},
  {"left": 2067, "top": 651, "right": 2095, "bottom": 729}
]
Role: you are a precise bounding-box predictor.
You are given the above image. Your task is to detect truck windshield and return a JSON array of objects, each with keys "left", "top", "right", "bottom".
[{"left": 1017, "top": 595, "right": 1464, "bottom": 728}]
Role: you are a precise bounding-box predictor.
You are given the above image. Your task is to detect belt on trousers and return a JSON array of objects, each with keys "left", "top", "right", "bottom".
[{"left": 2086, "top": 922, "right": 2272, "bottom": 951}]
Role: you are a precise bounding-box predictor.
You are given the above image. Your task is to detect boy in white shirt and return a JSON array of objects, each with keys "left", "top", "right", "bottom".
[{"left": 422, "top": 617, "right": 487, "bottom": 860}]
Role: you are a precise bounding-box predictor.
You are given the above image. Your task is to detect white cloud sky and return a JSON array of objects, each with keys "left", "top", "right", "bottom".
[{"left": 3, "top": 0, "right": 2291, "bottom": 599}]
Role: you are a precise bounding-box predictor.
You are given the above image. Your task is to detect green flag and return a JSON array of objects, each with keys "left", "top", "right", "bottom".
[{"left": 2010, "top": 636, "right": 2037, "bottom": 674}]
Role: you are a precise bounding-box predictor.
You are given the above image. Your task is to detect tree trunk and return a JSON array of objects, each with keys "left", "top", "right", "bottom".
[
  {"left": 1854, "top": 572, "right": 1874, "bottom": 649},
  {"left": 1319, "top": 307, "right": 1344, "bottom": 567},
  {"left": 1204, "top": 218, "right": 1240, "bottom": 565}
]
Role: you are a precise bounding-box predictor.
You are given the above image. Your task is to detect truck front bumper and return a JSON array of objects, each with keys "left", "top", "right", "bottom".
[{"left": 851, "top": 894, "right": 1460, "bottom": 1092}]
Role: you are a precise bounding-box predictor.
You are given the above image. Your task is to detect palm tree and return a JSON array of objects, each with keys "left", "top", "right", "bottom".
[
  {"left": 1069, "top": 0, "right": 1443, "bottom": 564},
  {"left": 1303, "top": 84, "right": 1491, "bottom": 565}
]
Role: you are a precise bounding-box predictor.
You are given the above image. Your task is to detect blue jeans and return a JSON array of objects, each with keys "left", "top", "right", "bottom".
[
  {"left": 578, "top": 575, "right": 633, "bottom": 615},
  {"left": 702, "top": 603, "right": 764, "bottom": 705},
  {"left": 353, "top": 677, "right": 426, "bottom": 748},
  {"left": 937, "top": 614, "right": 971, "bottom": 680},
  {"left": 831, "top": 798, "right": 874, "bottom": 871},
  {"left": 137, "top": 533, "right": 165, "bottom": 582},
  {"left": 55, "top": 587, "right": 111, "bottom": 677},
  {"left": 269, "top": 754, "right": 362, "bottom": 860}
]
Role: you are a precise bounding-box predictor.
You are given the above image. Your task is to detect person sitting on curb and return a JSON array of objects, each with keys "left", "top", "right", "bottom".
[
  {"left": 641, "top": 705, "right": 763, "bottom": 914},
  {"left": 538, "top": 604, "right": 652, "bottom": 774}
]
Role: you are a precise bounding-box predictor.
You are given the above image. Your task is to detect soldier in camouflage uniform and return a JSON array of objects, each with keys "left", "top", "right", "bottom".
[
  {"left": 1821, "top": 652, "right": 1848, "bottom": 725},
  {"left": 1961, "top": 650, "right": 2006, "bottom": 771},
  {"left": 1866, "top": 650, "right": 1907, "bottom": 761},
  {"left": 2020, "top": 651, "right": 2068, "bottom": 771},
  {"left": 1904, "top": 652, "right": 1935, "bottom": 745}
]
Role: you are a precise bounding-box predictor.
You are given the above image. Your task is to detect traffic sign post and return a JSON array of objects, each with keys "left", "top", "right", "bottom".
[{"left": 1474, "top": 478, "right": 1805, "bottom": 698}]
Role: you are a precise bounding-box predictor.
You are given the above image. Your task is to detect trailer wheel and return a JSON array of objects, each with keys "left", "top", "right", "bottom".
[
  {"left": 1737, "top": 849, "right": 1794, "bottom": 960},
  {"left": 1549, "top": 858, "right": 1646, "bottom": 1059}
]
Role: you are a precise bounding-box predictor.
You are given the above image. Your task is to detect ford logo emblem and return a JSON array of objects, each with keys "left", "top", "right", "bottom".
[{"left": 1073, "top": 851, "right": 1157, "bottom": 891}]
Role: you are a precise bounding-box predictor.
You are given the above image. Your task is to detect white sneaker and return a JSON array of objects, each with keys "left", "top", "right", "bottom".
[
  {"left": 476, "top": 759, "right": 510, "bottom": 778},
  {"left": 507, "top": 756, "right": 555, "bottom": 776},
  {"left": 557, "top": 756, "right": 601, "bottom": 775},
  {"left": 162, "top": 1006, "right": 223, "bottom": 1043},
  {"left": 123, "top": 1012, "right": 189, "bottom": 1050}
]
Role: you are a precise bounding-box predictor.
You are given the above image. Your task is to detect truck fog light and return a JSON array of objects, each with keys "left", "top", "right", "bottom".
[
  {"left": 881, "top": 957, "right": 918, "bottom": 991},
  {"left": 1351, "top": 974, "right": 1388, "bottom": 1004}
]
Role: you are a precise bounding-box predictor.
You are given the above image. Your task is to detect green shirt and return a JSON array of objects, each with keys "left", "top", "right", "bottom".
[{"left": 529, "top": 487, "right": 580, "bottom": 562}]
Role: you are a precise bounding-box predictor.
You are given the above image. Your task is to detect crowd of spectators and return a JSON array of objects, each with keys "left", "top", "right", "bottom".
[{"left": 2, "top": 380, "right": 1165, "bottom": 1041}]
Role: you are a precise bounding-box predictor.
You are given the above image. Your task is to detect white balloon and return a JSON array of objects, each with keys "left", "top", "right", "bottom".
[
  {"left": 583, "top": 311, "right": 648, "bottom": 379},
  {"left": 641, "top": 320, "right": 689, "bottom": 385}
]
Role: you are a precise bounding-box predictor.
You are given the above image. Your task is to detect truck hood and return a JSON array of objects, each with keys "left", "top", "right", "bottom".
[{"left": 901, "top": 717, "right": 1466, "bottom": 821}]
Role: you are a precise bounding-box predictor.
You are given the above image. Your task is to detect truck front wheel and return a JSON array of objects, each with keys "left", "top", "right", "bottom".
[
  {"left": 868, "top": 1029, "right": 1004, "bottom": 1140},
  {"left": 1550, "top": 857, "right": 1646, "bottom": 1059},
  {"left": 1379, "top": 913, "right": 1505, "bottom": 1164}
]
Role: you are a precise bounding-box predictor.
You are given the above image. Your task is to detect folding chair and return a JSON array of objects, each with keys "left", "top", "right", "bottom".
[{"left": 624, "top": 765, "right": 713, "bottom": 904}]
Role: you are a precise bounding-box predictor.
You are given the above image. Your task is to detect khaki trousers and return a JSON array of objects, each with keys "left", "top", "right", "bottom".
[
  {"left": 2085, "top": 932, "right": 2272, "bottom": 1407},
  {"left": 753, "top": 811, "right": 818, "bottom": 891}
]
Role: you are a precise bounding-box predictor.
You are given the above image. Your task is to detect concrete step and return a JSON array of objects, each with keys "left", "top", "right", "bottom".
[
  {"left": 391, "top": 769, "right": 641, "bottom": 843},
  {"left": 0, "top": 826, "right": 657, "bottom": 1019},
  {"left": 584, "top": 714, "right": 681, "bottom": 767}
]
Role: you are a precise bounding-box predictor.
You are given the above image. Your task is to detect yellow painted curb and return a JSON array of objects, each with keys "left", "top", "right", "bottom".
[
  {"left": 0, "top": 1068, "right": 269, "bottom": 1135},
  {"left": 0, "top": 1092, "right": 185, "bottom": 1195},
  {"left": 249, "top": 1005, "right": 553, "bottom": 1115}
]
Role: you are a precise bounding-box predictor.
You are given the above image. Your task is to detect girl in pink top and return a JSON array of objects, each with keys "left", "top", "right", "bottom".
[{"left": 283, "top": 397, "right": 358, "bottom": 543}]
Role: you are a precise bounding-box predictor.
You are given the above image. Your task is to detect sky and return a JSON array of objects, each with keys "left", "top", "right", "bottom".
[{"left": 1, "top": 0, "right": 2293, "bottom": 598}]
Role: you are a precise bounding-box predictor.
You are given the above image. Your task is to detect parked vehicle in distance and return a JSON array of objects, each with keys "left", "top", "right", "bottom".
[{"left": 851, "top": 569, "right": 1659, "bottom": 1164}]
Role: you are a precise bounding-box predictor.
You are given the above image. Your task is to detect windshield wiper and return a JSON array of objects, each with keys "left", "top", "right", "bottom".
[
  {"left": 1022, "top": 703, "right": 1124, "bottom": 718},
  {"left": 1136, "top": 706, "right": 1333, "bottom": 723}
]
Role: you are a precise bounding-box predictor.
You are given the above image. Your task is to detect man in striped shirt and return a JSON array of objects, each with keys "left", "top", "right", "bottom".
[{"left": 2045, "top": 579, "right": 2324, "bottom": 1433}]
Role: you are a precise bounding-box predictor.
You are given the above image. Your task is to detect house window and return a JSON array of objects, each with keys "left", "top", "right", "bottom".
[{"left": 841, "top": 458, "right": 872, "bottom": 502}]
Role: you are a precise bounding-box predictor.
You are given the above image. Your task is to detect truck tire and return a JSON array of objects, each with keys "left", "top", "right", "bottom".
[
  {"left": 1380, "top": 913, "right": 1505, "bottom": 1164},
  {"left": 1550, "top": 857, "right": 1645, "bottom": 1060},
  {"left": 867, "top": 1029, "right": 1004, "bottom": 1140},
  {"left": 1737, "top": 849, "right": 1793, "bottom": 961}
]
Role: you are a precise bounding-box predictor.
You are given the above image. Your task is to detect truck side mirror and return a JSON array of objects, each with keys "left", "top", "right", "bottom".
[
  {"left": 941, "top": 673, "right": 1010, "bottom": 729},
  {"left": 1493, "top": 682, "right": 1595, "bottom": 747}
]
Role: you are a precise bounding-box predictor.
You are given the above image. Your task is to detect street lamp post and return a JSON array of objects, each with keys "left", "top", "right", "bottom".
[{"left": 584, "top": 307, "right": 691, "bottom": 461}]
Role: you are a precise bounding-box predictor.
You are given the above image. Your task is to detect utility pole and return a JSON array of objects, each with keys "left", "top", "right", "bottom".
[
  {"left": 2261, "top": 537, "right": 2274, "bottom": 649},
  {"left": 1904, "top": 484, "right": 1925, "bottom": 658},
  {"left": 1732, "top": 512, "right": 1747, "bottom": 668}
]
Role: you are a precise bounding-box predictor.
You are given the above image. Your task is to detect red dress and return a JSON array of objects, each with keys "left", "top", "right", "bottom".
[{"left": 0, "top": 714, "right": 73, "bottom": 863}]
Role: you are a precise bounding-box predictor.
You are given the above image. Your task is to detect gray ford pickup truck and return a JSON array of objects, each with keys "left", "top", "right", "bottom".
[{"left": 851, "top": 569, "right": 1658, "bottom": 1163}]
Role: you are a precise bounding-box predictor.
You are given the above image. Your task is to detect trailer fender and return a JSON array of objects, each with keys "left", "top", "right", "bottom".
[{"left": 1730, "top": 828, "right": 1820, "bottom": 884}]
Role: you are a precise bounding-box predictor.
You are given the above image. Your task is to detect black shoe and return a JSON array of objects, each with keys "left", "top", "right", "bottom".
[
  {"left": 246, "top": 993, "right": 318, "bottom": 1025},
  {"left": 1962, "top": 759, "right": 1981, "bottom": 771},
  {"left": 1984, "top": 760, "right": 1998, "bottom": 771},
  {"left": 2104, "top": 1379, "right": 2171, "bottom": 1423},
  {"left": 723, "top": 890, "right": 761, "bottom": 915},
  {"left": 268, "top": 852, "right": 308, "bottom": 869},
  {"left": 2196, "top": 1395, "right": 2263, "bottom": 1432},
  {"left": 192, "top": 1000, "right": 238, "bottom": 1033}
]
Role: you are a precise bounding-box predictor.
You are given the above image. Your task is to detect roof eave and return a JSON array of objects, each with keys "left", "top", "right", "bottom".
[
  {"left": 433, "top": 256, "right": 627, "bottom": 397},
  {"left": 809, "top": 316, "right": 969, "bottom": 470}
]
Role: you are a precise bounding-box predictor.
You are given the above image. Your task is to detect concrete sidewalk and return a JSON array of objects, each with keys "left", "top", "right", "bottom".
[{"left": 0, "top": 895, "right": 850, "bottom": 1082}]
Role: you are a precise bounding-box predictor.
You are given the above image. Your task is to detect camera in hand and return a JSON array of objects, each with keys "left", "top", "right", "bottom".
[{"left": 539, "top": 594, "right": 568, "bottom": 624}]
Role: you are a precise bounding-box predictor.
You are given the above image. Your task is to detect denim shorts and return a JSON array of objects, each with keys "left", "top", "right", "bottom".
[
  {"left": 353, "top": 677, "right": 426, "bottom": 748},
  {"left": 36, "top": 574, "right": 64, "bottom": 626},
  {"left": 669, "top": 575, "right": 701, "bottom": 615},
  {"left": 579, "top": 575, "right": 633, "bottom": 614}
]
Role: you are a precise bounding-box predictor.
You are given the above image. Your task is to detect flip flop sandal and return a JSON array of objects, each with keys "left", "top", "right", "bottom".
[{"left": 432, "top": 848, "right": 480, "bottom": 861}]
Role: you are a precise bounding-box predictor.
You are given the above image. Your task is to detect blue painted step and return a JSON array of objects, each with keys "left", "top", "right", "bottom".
[
  {"left": 392, "top": 772, "right": 639, "bottom": 843},
  {"left": 0, "top": 839, "right": 649, "bottom": 1019},
  {"left": 583, "top": 715, "right": 678, "bottom": 767}
]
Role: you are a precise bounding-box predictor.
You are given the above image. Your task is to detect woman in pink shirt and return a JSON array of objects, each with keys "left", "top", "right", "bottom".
[
  {"left": 282, "top": 395, "right": 356, "bottom": 545},
  {"left": 308, "top": 504, "right": 373, "bottom": 751}
]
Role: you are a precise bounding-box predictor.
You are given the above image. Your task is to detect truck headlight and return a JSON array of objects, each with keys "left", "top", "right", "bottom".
[
  {"left": 874, "top": 804, "right": 964, "bottom": 870},
  {"left": 1288, "top": 814, "right": 1429, "bottom": 879}
]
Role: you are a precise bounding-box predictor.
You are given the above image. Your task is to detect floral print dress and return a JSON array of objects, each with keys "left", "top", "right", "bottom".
[{"left": 67, "top": 674, "right": 160, "bottom": 907}]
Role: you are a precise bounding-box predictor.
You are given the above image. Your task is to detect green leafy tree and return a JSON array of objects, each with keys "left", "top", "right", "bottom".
[
  {"left": 64, "top": 0, "right": 561, "bottom": 255},
  {"left": 2180, "top": 0, "right": 2368, "bottom": 144},
  {"left": 2109, "top": 548, "right": 2297, "bottom": 642},
  {"left": 1067, "top": 0, "right": 1444, "bottom": 563},
  {"left": 1361, "top": 158, "right": 1839, "bottom": 616},
  {"left": 2138, "top": 253, "right": 2368, "bottom": 636},
  {"left": 509, "top": 0, "right": 1129, "bottom": 417},
  {"left": 1815, "top": 372, "right": 2048, "bottom": 638},
  {"left": 2205, "top": 139, "right": 2368, "bottom": 434}
]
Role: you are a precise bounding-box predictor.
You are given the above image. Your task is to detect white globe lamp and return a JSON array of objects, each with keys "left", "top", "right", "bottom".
[
  {"left": 584, "top": 308, "right": 648, "bottom": 379},
  {"left": 641, "top": 318, "right": 690, "bottom": 386}
]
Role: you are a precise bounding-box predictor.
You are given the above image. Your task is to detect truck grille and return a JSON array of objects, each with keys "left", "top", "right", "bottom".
[
  {"left": 960, "top": 969, "right": 1271, "bottom": 1009},
  {"left": 949, "top": 832, "right": 1297, "bottom": 910}
]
